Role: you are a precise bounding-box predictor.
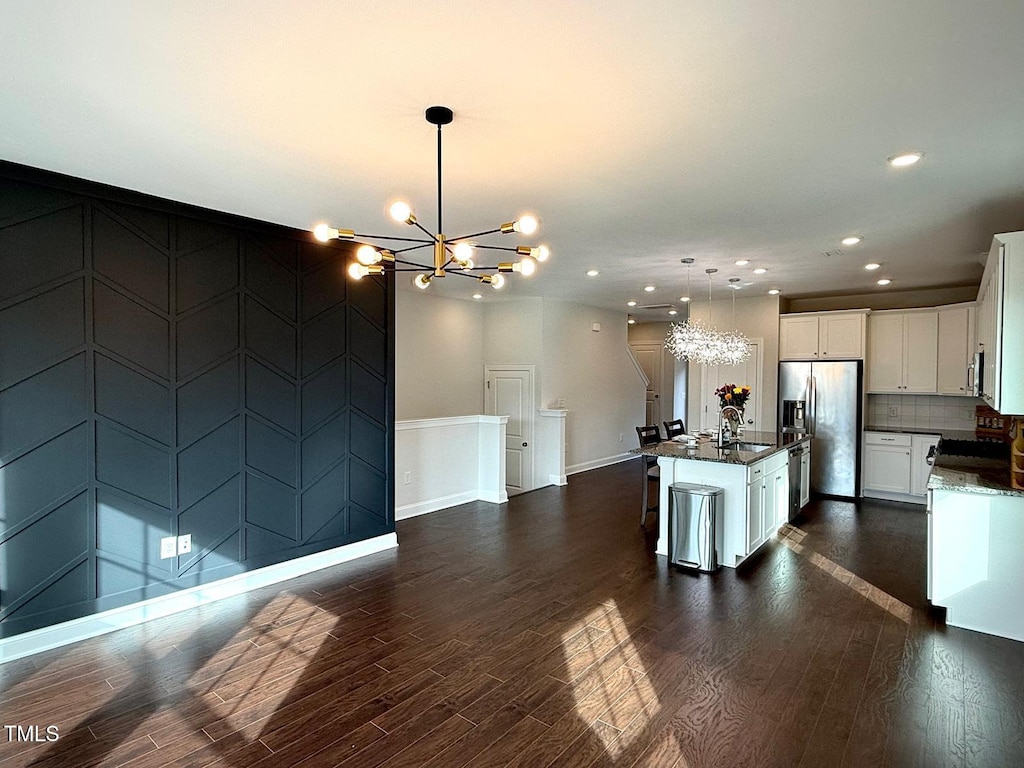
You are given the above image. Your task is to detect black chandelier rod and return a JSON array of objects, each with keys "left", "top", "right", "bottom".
[
  {"left": 437, "top": 121, "right": 443, "bottom": 236},
  {"left": 352, "top": 232, "right": 433, "bottom": 244},
  {"left": 450, "top": 227, "right": 502, "bottom": 241}
]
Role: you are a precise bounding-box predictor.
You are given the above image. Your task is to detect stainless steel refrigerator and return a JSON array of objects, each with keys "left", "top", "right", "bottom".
[{"left": 779, "top": 360, "right": 862, "bottom": 497}]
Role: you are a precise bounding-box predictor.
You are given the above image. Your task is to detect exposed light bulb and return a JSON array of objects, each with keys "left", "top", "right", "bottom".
[
  {"left": 514, "top": 257, "right": 537, "bottom": 276},
  {"left": 514, "top": 215, "right": 538, "bottom": 235},
  {"left": 534, "top": 245, "right": 550, "bottom": 262},
  {"left": 356, "top": 244, "right": 381, "bottom": 265},
  {"left": 389, "top": 201, "right": 414, "bottom": 223},
  {"left": 413, "top": 273, "right": 432, "bottom": 290},
  {"left": 313, "top": 224, "right": 337, "bottom": 242},
  {"left": 453, "top": 242, "right": 475, "bottom": 262},
  {"left": 491, "top": 273, "right": 506, "bottom": 290},
  {"left": 348, "top": 263, "right": 369, "bottom": 280}
]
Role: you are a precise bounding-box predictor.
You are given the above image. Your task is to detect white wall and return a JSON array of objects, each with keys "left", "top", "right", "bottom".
[
  {"left": 628, "top": 321, "right": 687, "bottom": 425},
  {"left": 687, "top": 295, "right": 781, "bottom": 433},
  {"left": 539, "top": 299, "right": 646, "bottom": 473},
  {"left": 395, "top": 288, "right": 484, "bottom": 419}
]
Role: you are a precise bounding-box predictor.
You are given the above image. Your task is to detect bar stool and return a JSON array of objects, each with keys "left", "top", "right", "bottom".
[
  {"left": 663, "top": 419, "right": 686, "bottom": 440},
  {"left": 636, "top": 425, "right": 662, "bottom": 526}
]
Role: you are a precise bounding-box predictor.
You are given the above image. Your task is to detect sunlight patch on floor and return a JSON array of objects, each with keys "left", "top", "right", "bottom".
[
  {"left": 777, "top": 524, "right": 913, "bottom": 622},
  {"left": 562, "top": 601, "right": 661, "bottom": 758},
  {"left": 192, "top": 592, "right": 330, "bottom": 735}
]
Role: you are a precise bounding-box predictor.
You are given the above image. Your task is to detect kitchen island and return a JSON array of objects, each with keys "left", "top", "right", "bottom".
[
  {"left": 927, "top": 449, "right": 1024, "bottom": 641},
  {"left": 637, "top": 431, "right": 811, "bottom": 569}
]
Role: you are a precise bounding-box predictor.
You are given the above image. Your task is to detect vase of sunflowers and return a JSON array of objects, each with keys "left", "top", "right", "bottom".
[{"left": 714, "top": 383, "right": 751, "bottom": 433}]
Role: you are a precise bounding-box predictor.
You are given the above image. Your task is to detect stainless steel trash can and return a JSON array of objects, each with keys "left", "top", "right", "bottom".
[{"left": 669, "top": 482, "right": 723, "bottom": 572}]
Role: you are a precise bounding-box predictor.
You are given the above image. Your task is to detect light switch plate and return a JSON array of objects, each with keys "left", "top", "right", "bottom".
[
  {"left": 160, "top": 537, "right": 177, "bottom": 559},
  {"left": 177, "top": 534, "right": 192, "bottom": 556}
]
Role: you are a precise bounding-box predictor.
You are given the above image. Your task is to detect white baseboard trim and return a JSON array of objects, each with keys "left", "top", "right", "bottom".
[
  {"left": 478, "top": 489, "right": 508, "bottom": 504},
  {"left": 862, "top": 489, "right": 926, "bottom": 505},
  {"left": 567, "top": 452, "right": 635, "bottom": 476},
  {"left": 396, "top": 491, "right": 478, "bottom": 520},
  {"left": 0, "top": 532, "right": 398, "bottom": 665},
  {"left": 549, "top": 474, "right": 568, "bottom": 486}
]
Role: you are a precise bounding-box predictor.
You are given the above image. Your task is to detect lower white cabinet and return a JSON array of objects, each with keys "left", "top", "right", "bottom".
[
  {"left": 863, "top": 431, "right": 939, "bottom": 502},
  {"left": 746, "top": 452, "right": 789, "bottom": 551},
  {"left": 800, "top": 445, "right": 811, "bottom": 508}
]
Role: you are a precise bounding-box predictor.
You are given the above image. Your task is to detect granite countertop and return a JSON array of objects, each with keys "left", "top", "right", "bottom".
[
  {"left": 928, "top": 454, "right": 1023, "bottom": 497},
  {"left": 632, "top": 430, "right": 811, "bottom": 466},
  {"left": 863, "top": 425, "right": 981, "bottom": 441}
]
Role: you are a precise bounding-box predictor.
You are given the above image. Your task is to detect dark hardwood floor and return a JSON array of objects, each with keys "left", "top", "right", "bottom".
[{"left": 2, "top": 460, "right": 1023, "bottom": 767}]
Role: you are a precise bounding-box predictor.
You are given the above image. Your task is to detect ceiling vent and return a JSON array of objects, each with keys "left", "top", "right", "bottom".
[
  {"left": 820, "top": 249, "right": 844, "bottom": 258},
  {"left": 639, "top": 304, "right": 678, "bottom": 310}
]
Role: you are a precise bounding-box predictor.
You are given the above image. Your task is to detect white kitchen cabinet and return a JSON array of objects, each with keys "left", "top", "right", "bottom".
[
  {"left": 746, "top": 474, "right": 765, "bottom": 554},
  {"left": 977, "top": 231, "right": 1024, "bottom": 415},
  {"left": 866, "top": 309, "right": 938, "bottom": 393},
  {"left": 910, "top": 434, "right": 941, "bottom": 497},
  {"left": 862, "top": 432, "right": 913, "bottom": 495},
  {"left": 936, "top": 304, "right": 976, "bottom": 396},
  {"left": 799, "top": 445, "right": 811, "bottom": 508},
  {"left": 779, "top": 311, "right": 867, "bottom": 360}
]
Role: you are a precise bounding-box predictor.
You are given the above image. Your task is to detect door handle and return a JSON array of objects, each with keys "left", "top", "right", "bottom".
[{"left": 522, "top": 442, "right": 528, "bottom": 447}]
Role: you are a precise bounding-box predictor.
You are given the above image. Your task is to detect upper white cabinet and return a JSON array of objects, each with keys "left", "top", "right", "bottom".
[
  {"left": 936, "top": 304, "right": 976, "bottom": 395},
  {"left": 779, "top": 311, "right": 867, "bottom": 360},
  {"left": 866, "top": 309, "right": 938, "bottom": 393},
  {"left": 978, "top": 231, "right": 1024, "bottom": 415}
]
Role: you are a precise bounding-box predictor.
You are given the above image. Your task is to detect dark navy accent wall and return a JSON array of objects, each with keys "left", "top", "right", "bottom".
[{"left": 0, "top": 161, "right": 395, "bottom": 638}]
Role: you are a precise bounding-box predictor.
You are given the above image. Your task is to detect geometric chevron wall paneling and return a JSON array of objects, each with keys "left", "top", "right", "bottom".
[{"left": 0, "top": 162, "right": 394, "bottom": 638}]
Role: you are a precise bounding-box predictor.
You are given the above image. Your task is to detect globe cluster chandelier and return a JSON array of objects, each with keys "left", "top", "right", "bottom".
[
  {"left": 664, "top": 261, "right": 752, "bottom": 366},
  {"left": 313, "top": 106, "right": 549, "bottom": 290}
]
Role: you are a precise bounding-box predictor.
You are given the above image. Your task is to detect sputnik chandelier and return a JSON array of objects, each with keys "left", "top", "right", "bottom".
[
  {"left": 664, "top": 260, "right": 752, "bottom": 366},
  {"left": 313, "top": 106, "right": 550, "bottom": 290}
]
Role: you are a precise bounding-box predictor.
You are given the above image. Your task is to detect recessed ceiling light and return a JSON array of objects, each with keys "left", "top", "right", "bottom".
[
  {"left": 735, "top": 259, "right": 749, "bottom": 266},
  {"left": 841, "top": 236, "right": 862, "bottom": 246},
  {"left": 668, "top": 309, "right": 678, "bottom": 316},
  {"left": 627, "top": 315, "right": 636, "bottom": 325},
  {"left": 644, "top": 285, "right": 656, "bottom": 292},
  {"left": 877, "top": 278, "right": 892, "bottom": 286},
  {"left": 888, "top": 152, "right": 923, "bottom": 167},
  {"left": 864, "top": 262, "right": 881, "bottom": 271},
  {"left": 586, "top": 270, "right": 600, "bottom": 277},
  {"left": 679, "top": 295, "right": 690, "bottom": 303},
  {"left": 626, "top": 300, "right": 637, "bottom": 307},
  {"left": 768, "top": 289, "right": 780, "bottom": 295},
  {"left": 753, "top": 268, "right": 767, "bottom": 274},
  {"left": 472, "top": 293, "right": 483, "bottom": 300}
]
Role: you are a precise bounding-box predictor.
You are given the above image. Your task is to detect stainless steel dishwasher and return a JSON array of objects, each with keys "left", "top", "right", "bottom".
[{"left": 668, "top": 482, "right": 723, "bottom": 572}]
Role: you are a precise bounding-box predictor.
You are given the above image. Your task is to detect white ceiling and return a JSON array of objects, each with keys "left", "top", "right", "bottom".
[{"left": 3, "top": 1, "right": 1023, "bottom": 318}]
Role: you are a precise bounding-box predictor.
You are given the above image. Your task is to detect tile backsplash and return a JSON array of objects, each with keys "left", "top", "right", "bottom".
[{"left": 867, "top": 394, "right": 980, "bottom": 431}]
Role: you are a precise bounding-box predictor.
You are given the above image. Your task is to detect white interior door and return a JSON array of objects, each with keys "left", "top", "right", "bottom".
[
  {"left": 630, "top": 343, "right": 663, "bottom": 427},
  {"left": 698, "top": 340, "right": 763, "bottom": 432},
  {"left": 484, "top": 366, "right": 534, "bottom": 495}
]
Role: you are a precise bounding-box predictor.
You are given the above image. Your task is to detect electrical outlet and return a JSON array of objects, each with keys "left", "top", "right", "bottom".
[
  {"left": 403, "top": 471, "right": 412, "bottom": 485},
  {"left": 177, "top": 533, "right": 192, "bottom": 556},
  {"left": 888, "top": 406, "right": 899, "bottom": 417},
  {"left": 160, "top": 536, "right": 177, "bottom": 559},
  {"left": 557, "top": 398, "right": 565, "bottom": 408}
]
